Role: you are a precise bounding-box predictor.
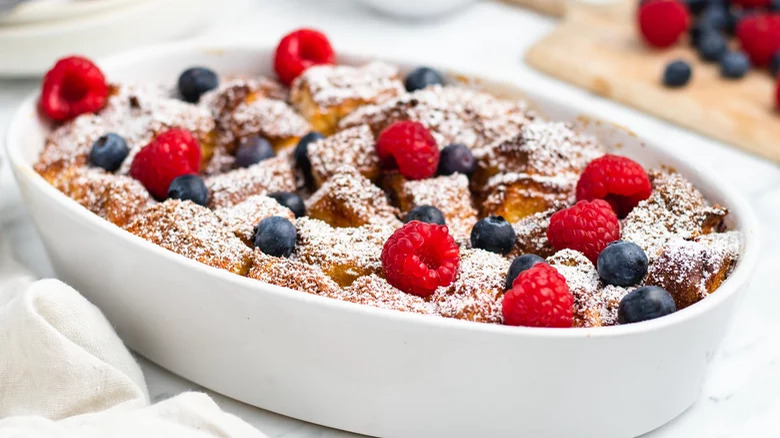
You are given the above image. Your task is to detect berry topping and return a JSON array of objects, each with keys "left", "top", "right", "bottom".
[
  {"left": 771, "top": 51, "right": 780, "bottom": 77},
  {"left": 502, "top": 263, "right": 573, "bottom": 328},
  {"left": 294, "top": 131, "right": 325, "bottom": 180},
  {"left": 437, "top": 143, "right": 476, "bottom": 176},
  {"left": 505, "top": 254, "right": 546, "bottom": 290},
  {"left": 235, "top": 136, "right": 274, "bottom": 168},
  {"left": 618, "top": 286, "right": 677, "bottom": 324},
  {"left": 404, "top": 67, "right": 445, "bottom": 92},
  {"left": 699, "top": 5, "right": 729, "bottom": 32},
  {"left": 720, "top": 51, "right": 751, "bottom": 79},
  {"left": 129, "top": 128, "right": 201, "bottom": 199},
  {"left": 89, "top": 133, "right": 129, "bottom": 172},
  {"left": 637, "top": 0, "right": 690, "bottom": 48},
  {"left": 274, "top": 28, "right": 335, "bottom": 86},
  {"left": 696, "top": 30, "right": 728, "bottom": 62},
  {"left": 470, "top": 216, "right": 516, "bottom": 256},
  {"left": 547, "top": 199, "right": 620, "bottom": 264},
  {"left": 576, "top": 154, "right": 652, "bottom": 218},
  {"left": 683, "top": 0, "right": 709, "bottom": 15},
  {"left": 40, "top": 55, "right": 108, "bottom": 122},
  {"left": 736, "top": 13, "right": 780, "bottom": 67},
  {"left": 254, "top": 216, "right": 297, "bottom": 258},
  {"left": 597, "top": 241, "right": 649, "bottom": 287},
  {"left": 168, "top": 174, "right": 209, "bottom": 206},
  {"left": 732, "top": 0, "right": 770, "bottom": 7},
  {"left": 404, "top": 205, "right": 446, "bottom": 225},
  {"left": 381, "top": 220, "right": 459, "bottom": 297},
  {"left": 177, "top": 67, "right": 219, "bottom": 103},
  {"left": 268, "top": 191, "right": 306, "bottom": 218},
  {"left": 376, "top": 121, "right": 439, "bottom": 180},
  {"left": 662, "top": 60, "right": 692, "bottom": 87}
]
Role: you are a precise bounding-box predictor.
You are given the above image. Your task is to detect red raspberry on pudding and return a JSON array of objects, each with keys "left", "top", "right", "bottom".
[
  {"left": 576, "top": 154, "right": 652, "bottom": 218},
  {"left": 736, "top": 13, "right": 780, "bottom": 67},
  {"left": 547, "top": 199, "right": 620, "bottom": 264},
  {"left": 130, "top": 128, "right": 201, "bottom": 199},
  {"left": 503, "top": 263, "right": 573, "bottom": 328},
  {"left": 381, "top": 220, "right": 459, "bottom": 297},
  {"left": 39, "top": 56, "right": 108, "bottom": 122},
  {"left": 637, "top": 0, "right": 690, "bottom": 48},
  {"left": 274, "top": 28, "right": 335, "bottom": 86},
  {"left": 376, "top": 121, "right": 440, "bottom": 180}
]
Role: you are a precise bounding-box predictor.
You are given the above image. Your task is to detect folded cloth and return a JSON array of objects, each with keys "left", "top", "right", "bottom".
[{"left": 0, "top": 240, "right": 266, "bottom": 437}]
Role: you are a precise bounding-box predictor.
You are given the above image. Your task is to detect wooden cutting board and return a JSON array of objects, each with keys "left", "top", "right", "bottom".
[
  {"left": 504, "top": 0, "right": 567, "bottom": 16},
  {"left": 526, "top": 0, "right": 780, "bottom": 163}
]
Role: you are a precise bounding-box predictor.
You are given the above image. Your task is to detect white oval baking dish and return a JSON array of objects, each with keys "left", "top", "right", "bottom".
[{"left": 6, "top": 44, "right": 759, "bottom": 438}]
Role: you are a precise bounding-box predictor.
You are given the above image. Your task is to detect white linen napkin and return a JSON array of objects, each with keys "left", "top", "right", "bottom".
[{"left": 0, "top": 240, "right": 267, "bottom": 437}]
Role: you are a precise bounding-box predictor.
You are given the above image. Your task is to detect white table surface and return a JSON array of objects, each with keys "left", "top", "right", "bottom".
[{"left": 1, "top": 1, "right": 779, "bottom": 436}]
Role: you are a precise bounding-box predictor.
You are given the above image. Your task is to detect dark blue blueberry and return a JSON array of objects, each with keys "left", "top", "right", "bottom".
[
  {"left": 254, "top": 216, "right": 297, "bottom": 258},
  {"left": 235, "top": 136, "right": 274, "bottom": 168},
  {"left": 683, "top": 0, "right": 710, "bottom": 15},
  {"left": 720, "top": 51, "right": 751, "bottom": 79},
  {"left": 89, "top": 133, "right": 129, "bottom": 172},
  {"left": 167, "top": 174, "right": 209, "bottom": 206},
  {"left": 268, "top": 191, "right": 306, "bottom": 218},
  {"left": 618, "top": 286, "right": 677, "bottom": 324},
  {"left": 689, "top": 21, "right": 712, "bottom": 47},
  {"left": 470, "top": 216, "right": 516, "bottom": 256},
  {"left": 505, "top": 254, "right": 546, "bottom": 290},
  {"left": 294, "top": 131, "right": 325, "bottom": 181},
  {"left": 662, "top": 60, "right": 692, "bottom": 88},
  {"left": 178, "top": 67, "right": 218, "bottom": 103},
  {"left": 771, "top": 0, "right": 780, "bottom": 11},
  {"left": 699, "top": 6, "right": 729, "bottom": 31},
  {"left": 404, "top": 205, "right": 446, "bottom": 225},
  {"left": 770, "top": 51, "right": 780, "bottom": 78},
  {"left": 438, "top": 143, "right": 476, "bottom": 176},
  {"left": 597, "top": 241, "right": 648, "bottom": 287},
  {"left": 696, "top": 30, "right": 728, "bottom": 62},
  {"left": 404, "top": 67, "right": 445, "bottom": 92}
]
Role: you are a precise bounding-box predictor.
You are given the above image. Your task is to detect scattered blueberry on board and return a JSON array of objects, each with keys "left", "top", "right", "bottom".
[
  {"left": 404, "top": 67, "right": 445, "bottom": 92},
  {"left": 663, "top": 60, "right": 693, "bottom": 87},
  {"left": 268, "top": 191, "right": 306, "bottom": 218},
  {"left": 618, "top": 286, "right": 677, "bottom": 324},
  {"left": 470, "top": 216, "right": 516, "bottom": 256},
  {"left": 696, "top": 31, "right": 727, "bottom": 62},
  {"left": 770, "top": 51, "right": 780, "bottom": 77},
  {"left": 438, "top": 143, "right": 476, "bottom": 176},
  {"left": 404, "top": 205, "right": 446, "bottom": 225},
  {"left": 597, "top": 241, "right": 649, "bottom": 287},
  {"left": 178, "top": 67, "right": 219, "bottom": 103},
  {"left": 721, "top": 51, "right": 751, "bottom": 79},
  {"left": 235, "top": 136, "right": 275, "bottom": 168},
  {"left": 89, "top": 133, "right": 129, "bottom": 172},
  {"left": 168, "top": 174, "right": 209, "bottom": 206},
  {"left": 294, "top": 131, "right": 325, "bottom": 180},
  {"left": 254, "top": 216, "right": 297, "bottom": 258},
  {"left": 505, "top": 254, "right": 546, "bottom": 290}
]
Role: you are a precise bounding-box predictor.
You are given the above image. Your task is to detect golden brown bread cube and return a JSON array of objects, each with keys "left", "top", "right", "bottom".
[
  {"left": 306, "top": 165, "right": 401, "bottom": 228},
  {"left": 248, "top": 250, "right": 342, "bottom": 296},
  {"left": 205, "top": 154, "right": 297, "bottom": 209},
  {"left": 125, "top": 200, "right": 252, "bottom": 275},
  {"left": 293, "top": 217, "right": 395, "bottom": 287},
  {"left": 480, "top": 173, "right": 575, "bottom": 223},
  {"left": 291, "top": 62, "right": 404, "bottom": 135},
  {"left": 307, "top": 124, "right": 379, "bottom": 187},
  {"left": 507, "top": 209, "right": 557, "bottom": 259},
  {"left": 646, "top": 232, "right": 740, "bottom": 310},
  {"left": 214, "top": 195, "right": 295, "bottom": 245},
  {"left": 330, "top": 274, "right": 437, "bottom": 315}
]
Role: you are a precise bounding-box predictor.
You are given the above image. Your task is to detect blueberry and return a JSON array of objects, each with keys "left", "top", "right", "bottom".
[
  {"left": 699, "top": 6, "right": 729, "bottom": 31},
  {"left": 268, "top": 191, "right": 306, "bottom": 218},
  {"left": 178, "top": 67, "right": 218, "bottom": 103},
  {"left": 167, "top": 174, "right": 209, "bottom": 206},
  {"left": 770, "top": 51, "right": 780, "bottom": 78},
  {"left": 618, "top": 286, "right": 677, "bottom": 324},
  {"left": 688, "top": 22, "right": 711, "bottom": 47},
  {"left": 404, "top": 67, "right": 445, "bottom": 92},
  {"left": 438, "top": 143, "right": 476, "bottom": 176},
  {"left": 254, "top": 216, "right": 297, "bottom": 258},
  {"left": 404, "top": 205, "right": 446, "bottom": 225},
  {"left": 89, "top": 133, "right": 129, "bottom": 172},
  {"left": 470, "top": 216, "right": 516, "bottom": 256},
  {"left": 683, "top": 0, "right": 710, "bottom": 15},
  {"left": 720, "top": 51, "right": 751, "bottom": 79},
  {"left": 597, "top": 241, "right": 648, "bottom": 287},
  {"left": 294, "top": 131, "right": 325, "bottom": 180},
  {"left": 772, "top": 0, "right": 780, "bottom": 11},
  {"left": 235, "top": 136, "right": 274, "bottom": 168},
  {"left": 696, "top": 31, "right": 727, "bottom": 62},
  {"left": 505, "top": 254, "right": 546, "bottom": 290},
  {"left": 662, "top": 60, "right": 692, "bottom": 88}
]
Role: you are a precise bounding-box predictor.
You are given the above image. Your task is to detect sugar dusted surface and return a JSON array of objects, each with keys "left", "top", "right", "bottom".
[
  {"left": 215, "top": 195, "right": 294, "bottom": 244},
  {"left": 249, "top": 250, "right": 342, "bottom": 296},
  {"left": 307, "top": 124, "right": 378, "bottom": 185},
  {"left": 205, "top": 154, "right": 296, "bottom": 209},
  {"left": 292, "top": 61, "right": 404, "bottom": 109},
  {"left": 398, "top": 174, "right": 477, "bottom": 240},
  {"left": 217, "top": 97, "right": 309, "bottom": 147},
  {"left": 509, "top": 208, "right": 555, "bottom": 259},
  {"left": 331, "top": 274, "right": 437, "bottom": 315}
]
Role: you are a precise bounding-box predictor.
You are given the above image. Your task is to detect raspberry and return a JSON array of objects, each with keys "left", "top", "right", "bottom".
[
  {"left": 576, "top": 154, "right": 652, "bottom": 218},
  {"left": 39, "top": 56, "right": 108, "bottom": 122},
  {"left": 376, "top": 121, "right": 439, "bottom": 180},
  {"left": 637, "top": 0, "right": 690, "bottom": 48},
  {"left": 736, "top": 13, "right": 780, "bottom": 67},
  {"left": 546, "top": 199, "right": 620, "bottom": 264},
  {"left": 130, "top": 128, "right": 201, "bottom": 199},
  {"left": 274, "top": 28, "right": 335, "bottom": 86},
  {"left": 381, "top": 221, "right": 459, "bottom": 297},
  {"left": 502, "top": 263, "right": 573, "bottom": 328},
  {"left": 732, "top": 0, "right": 770, "bottom": 7}
]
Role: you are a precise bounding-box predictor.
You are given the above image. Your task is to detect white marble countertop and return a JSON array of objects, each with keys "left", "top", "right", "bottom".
[{"left": 1, "top": 0, "right": 780, "bottom": 436}]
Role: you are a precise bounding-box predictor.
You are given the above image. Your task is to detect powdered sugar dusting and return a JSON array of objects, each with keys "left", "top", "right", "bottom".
[
  {"left": 307, "top": 124, "right": 379, "bottom": 185},
  {"left": 249, "top": 250, "right": 342, "bottom": 295},
  {"left": 214, "top": 195, "right": 294, "bottom": 244},
  {"left": 396, "top": 174, "right": 477, "bottom": 240},
  {"left": 292, "top": 61, "right": 404, "bottom": 109},
  {"left": 508, "top": 209, "right": 555, "bottom": 259},
  {"left": 205, "top": 154, "right": 296, "bottom": 208},
  {"left": 331, "top": 274, "right": 438, "bottom": 315}
]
